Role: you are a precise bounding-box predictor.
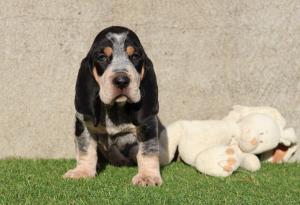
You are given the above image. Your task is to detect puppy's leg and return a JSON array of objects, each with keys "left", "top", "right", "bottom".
[
  {"left": 64, "top": 118, "right": 98, "bottom": 179},
  {"left": 132, "top": 116, "right": 162, "bottom": 186},
  {"left": 107, "top": 145, "right": 133, "bottom": 166},
  {"left": 132, "top": 145, "right": 161, "bottom": 186}
]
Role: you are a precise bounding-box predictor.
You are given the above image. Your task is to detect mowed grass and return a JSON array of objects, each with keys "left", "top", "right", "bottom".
[{"left": 0, "top": 160, "right": 299, "bottom": 205}]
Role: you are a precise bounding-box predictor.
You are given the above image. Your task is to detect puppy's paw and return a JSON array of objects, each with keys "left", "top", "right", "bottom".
[
  {"left": 63, "top": 168, "right": 95, "bottom": 179},
  {"left": 132, "top": 173, "right": 162, "bottom": 186}
]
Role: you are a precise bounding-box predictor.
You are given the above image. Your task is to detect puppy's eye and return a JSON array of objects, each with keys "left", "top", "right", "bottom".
[
  {"left": 97, "top": 54, "right": 107, "bottom": 62},
  {"left": 131, "top": 53, "right": 141, "bottom": 60}
]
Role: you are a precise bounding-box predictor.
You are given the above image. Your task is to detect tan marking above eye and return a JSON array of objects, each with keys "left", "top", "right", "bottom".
[
  {"left": 103, "top": 47, "right": 112, "bottom": 57},
  {"left": 126, "top": 46, "right": 135, "bottom": 56}
]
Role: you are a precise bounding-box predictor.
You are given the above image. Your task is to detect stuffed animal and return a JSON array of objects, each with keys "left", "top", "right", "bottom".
[
  {"left": 223, "top": 105, "right": 298, "bottom": 163},
  {"left": 159, "top": 106, "right": 298, "bottom": 177}
]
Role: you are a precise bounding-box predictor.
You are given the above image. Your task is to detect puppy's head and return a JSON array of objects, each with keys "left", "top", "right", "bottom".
[
  {"left": 75, "top": 26, "right": 158, "bottom": 125},
  {"left": 89, "top": 27, "right": 146, "bottom": 104}
]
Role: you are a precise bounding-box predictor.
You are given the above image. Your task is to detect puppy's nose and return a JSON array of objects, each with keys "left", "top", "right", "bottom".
[{"left": 113, "top": 75, "right": 130, "bottom": 89}]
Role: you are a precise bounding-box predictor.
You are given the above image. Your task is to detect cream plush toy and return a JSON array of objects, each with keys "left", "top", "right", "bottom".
[
  {"left": 223, "top": 105, "right": 298, "bottom": 163},
  {"left": 159, "top": 106, "right": 298, "bottom": 177}
]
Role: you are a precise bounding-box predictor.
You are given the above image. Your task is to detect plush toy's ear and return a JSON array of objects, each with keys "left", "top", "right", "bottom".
[
  {"left": 75, "top": 56, "right": 101, "bottom": 126},
  {"left": 222, "top": 105, "right": 244, "bottom": 121},
  {"left": 131, "top": 56, "right": 159, "bottom": 124},
  {"left": 280, "top": 128, "right": 297, "bottom": 146},
  {"left": 260, "top": 128, "right": 298, "bottom": 163}
]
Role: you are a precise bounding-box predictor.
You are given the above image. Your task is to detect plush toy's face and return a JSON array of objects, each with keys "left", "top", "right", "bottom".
[{"left": 238, "top": 114, "right": 281, "bottom": 154}]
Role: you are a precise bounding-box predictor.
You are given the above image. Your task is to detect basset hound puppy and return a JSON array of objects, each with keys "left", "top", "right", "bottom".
[{"left": 64, "top": 26, "right": 162, "bottom": 186}]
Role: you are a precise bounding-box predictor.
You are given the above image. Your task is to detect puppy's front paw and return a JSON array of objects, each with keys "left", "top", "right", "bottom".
[
  {"left": 132, "top": 173, "right": 162, "bottom": 186},
  {"left": 63, "top": 167, "right": 95, "bottom": 179}
]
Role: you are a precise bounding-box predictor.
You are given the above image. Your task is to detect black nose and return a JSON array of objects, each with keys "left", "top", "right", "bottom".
[{"left": 113, "top": 75, "right": 130, "bottom": 89}]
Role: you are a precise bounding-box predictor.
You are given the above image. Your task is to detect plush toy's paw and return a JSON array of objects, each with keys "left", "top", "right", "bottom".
[
  {"left": 221, "top": 147, "right": 240, "bottom": 173},
  {"left": 240, "top": 153, "right": 261, "bottom": 171},
  {"left": 132, "top": 173, "right": 162, "bottom": 186},
  {"left": 63, "top": 167, "right": 96, "bottom": 179},
  {"left": 195, "top": 146, "right": 240, "bottom": 177}
]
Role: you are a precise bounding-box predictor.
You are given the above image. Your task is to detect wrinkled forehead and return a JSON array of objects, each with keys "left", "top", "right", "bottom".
[
  {"left": 100, "top": 31, "right": 141, "bottom": 50},
  {"left": 106, "top": 32, "right": 129, "bottom": 55}
]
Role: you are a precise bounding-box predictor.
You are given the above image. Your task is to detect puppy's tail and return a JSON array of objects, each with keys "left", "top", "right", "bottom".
[{"left": 159, "top": 121, "right": 185, "bottom": 166}]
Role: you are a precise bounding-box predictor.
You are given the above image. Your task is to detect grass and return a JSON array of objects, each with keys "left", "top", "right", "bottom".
[{"left": 0, "top": 160, "right": 299, "bottom": 205}]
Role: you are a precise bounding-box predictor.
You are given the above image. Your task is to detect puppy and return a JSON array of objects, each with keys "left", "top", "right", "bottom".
[{"left": 64, "top": 26, "right": 161, "bottom": 186}]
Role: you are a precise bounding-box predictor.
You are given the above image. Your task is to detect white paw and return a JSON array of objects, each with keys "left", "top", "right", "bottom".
[
  {"left": 221, "top": 147, "right": 240, "bottom": 173},
  {"left": 63, "top": 167, "right": 96, "bottom": 179},
  {"left": 132, "top": 173, "right": 162, "bottom": 186}
]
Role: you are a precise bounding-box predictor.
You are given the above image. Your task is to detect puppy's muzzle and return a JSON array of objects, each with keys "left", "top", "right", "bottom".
[{"left": 112, "top": 72, "right": 130, "bottom": 89}]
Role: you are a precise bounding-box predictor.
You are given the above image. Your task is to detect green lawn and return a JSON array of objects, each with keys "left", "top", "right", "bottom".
[{"left": 0, "top": 160, "right": 299, "bottom": 204}]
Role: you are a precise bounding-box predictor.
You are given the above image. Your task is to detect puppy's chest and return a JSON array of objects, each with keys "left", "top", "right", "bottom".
[
  {"left": 105, "top": 115, "right": 137, "bottom": 136},
  {"left": 87, "top": 115, "right": 137, "bottom": 155},
  {"left": 86, "top": 115, "right": 137, "bottom": 136},
  {"left": 86, "top": 120, "right": 137, "bottom": 136}
]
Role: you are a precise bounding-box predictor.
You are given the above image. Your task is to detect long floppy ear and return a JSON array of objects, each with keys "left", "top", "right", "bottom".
[
  {"left": 132, "top": 56, "right": 159, "bottom": 124},
  {"left": 74, "top": 56, "right": 101, "bottom": 126}
]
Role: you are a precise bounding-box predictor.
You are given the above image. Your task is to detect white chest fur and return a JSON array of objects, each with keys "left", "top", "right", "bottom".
[
  {"left": 104, "top": 114, "right": 137, "bottom": 136},
  {"left": 84, "top": 114, "right": 137, "bottom": 136}
]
